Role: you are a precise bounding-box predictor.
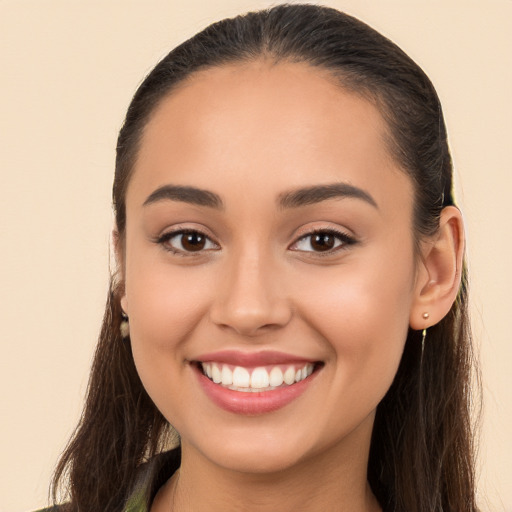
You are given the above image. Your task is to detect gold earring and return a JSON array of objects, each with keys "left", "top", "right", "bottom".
[{"left": 421, "top": 313, "right": 429, "bottom": 356}]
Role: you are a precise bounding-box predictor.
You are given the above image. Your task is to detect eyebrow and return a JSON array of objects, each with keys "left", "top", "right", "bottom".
[
  {"left": 143, "top": 182, "right": 378, "bottom": 211},
  {"left": 143, "top": 185, "right": 224, "bottom": 209},
  {"left": 278, "top": 183, "right": 378, "bottom": 210}
]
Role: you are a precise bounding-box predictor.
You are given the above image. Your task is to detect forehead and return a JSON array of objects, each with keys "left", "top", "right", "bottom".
[{"left": 129, "top": 60, "right": 411, "bottom": 214}]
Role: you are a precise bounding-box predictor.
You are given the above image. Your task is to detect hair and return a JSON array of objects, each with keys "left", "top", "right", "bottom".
[{"left": 51, "top": 4, "right": 480, "bottom": 511}]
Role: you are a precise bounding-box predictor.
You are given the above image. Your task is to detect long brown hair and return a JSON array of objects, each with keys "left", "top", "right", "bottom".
[{"left": 51, "top": 4, "right": 480, "bottom": 511}]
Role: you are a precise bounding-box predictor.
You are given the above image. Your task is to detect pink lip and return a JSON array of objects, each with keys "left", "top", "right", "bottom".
[
  {"left": 193, "top": 362, "right": 320, "bottom": 416},
  {"left": 195, "top": 350, "right": 314, "bottom": 367}
]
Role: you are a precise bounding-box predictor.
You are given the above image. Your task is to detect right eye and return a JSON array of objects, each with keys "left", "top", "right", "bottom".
[{"left": 157, "top": 230, "right": 219, "bottom": 255}]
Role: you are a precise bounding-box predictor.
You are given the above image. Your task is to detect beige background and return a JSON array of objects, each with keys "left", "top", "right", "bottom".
[{"left": 0, "top": 1, "right": 510, "bottom": 511}]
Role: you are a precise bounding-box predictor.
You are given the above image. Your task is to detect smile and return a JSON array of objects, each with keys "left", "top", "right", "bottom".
[
  {"left": 193, "top": 352, "right": 322, "bottom": 415},
  {"left": 200, "top": 362, "right": 315, "bottom": 392}
]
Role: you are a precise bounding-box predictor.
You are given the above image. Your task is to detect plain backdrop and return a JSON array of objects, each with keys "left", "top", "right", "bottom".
[{"left": 1, "top": 1, "right": 510, "bottom": 511}]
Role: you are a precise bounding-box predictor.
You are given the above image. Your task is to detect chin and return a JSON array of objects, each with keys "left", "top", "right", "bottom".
[{"left": 204, "top": 441, "right": 309, "bottom": 475}]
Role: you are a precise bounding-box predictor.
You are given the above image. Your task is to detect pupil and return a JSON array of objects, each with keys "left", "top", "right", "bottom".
[
  {"left": 312, "top": 233, "right": 334, "bottom": 251},
  {"left": 182, "top": 233, "right": 205, "bottom": 251}
]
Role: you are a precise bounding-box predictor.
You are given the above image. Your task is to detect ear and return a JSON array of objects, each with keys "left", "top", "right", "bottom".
[
  {"left": 409, "top": 206, "right": 464, "bottom": 330},
  {"left": 112, "top": 227, "right": 129, "bottom": 314}
]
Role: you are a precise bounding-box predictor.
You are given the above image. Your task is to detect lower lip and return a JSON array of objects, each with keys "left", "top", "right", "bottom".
[{"left": 195, "top": 365, "right": 319, "bottom": 415}]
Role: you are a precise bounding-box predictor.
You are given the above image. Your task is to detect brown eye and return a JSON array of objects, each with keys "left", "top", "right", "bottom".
[
  {"left": 181, "top": 232, "right": 206, "bottom": 251},
  {"left": 310, "top": 233, "right": 336, "bottom": 251},
  {"left": 290, "top": 229, "right": 356, "bottom": 254},
  {"left": 158, "top": 230, "right": 218, "bottom": 254}
]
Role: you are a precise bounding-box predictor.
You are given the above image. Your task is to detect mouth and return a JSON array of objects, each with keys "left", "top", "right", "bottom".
[
  {"left": 192, "top": 352, "right": 323, "bottom": 415},
  {"left": 197, "top": 361, "right": 316, "bottom": 392}
]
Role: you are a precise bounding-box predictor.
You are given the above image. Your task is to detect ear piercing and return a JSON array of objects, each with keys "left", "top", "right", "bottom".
[
  {"left": 421, "top": 312, "right": 429, "bottom": 353},
  {"left": 120, "top": 311, "right": 130, "bottom": 338}
]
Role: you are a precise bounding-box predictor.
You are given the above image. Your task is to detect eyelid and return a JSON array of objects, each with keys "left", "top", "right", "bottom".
[
  {"left": 288, "top": 227, "right": 357, "bottom": 255},
  {"left": 154, "top": 226, "right": 220, "bottom": 256}
]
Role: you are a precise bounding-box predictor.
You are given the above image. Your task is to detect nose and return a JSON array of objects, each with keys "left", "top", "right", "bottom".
[{"left": 209, "top": 248, "right": 292, "bottom": 337}]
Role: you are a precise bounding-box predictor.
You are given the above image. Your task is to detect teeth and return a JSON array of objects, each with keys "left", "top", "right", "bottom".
[
  {"left": 232, "top": 366, "right": 250, "bottom": 388},
  {"left": 212, "top": 364, "right": 222, "bottom": 384},
  {"left": 201, "top": 362, "right": 315, "bottom": 390},
  {"left": 251, "top": 367, "right": 269, "bottom": 389},
  {"left": 283, "top": 366, "right": 295, "bottom": 385},
  {"left": 221, "top": 365, "right": 233, "bottom": 386},
  {"left": 269, "top": 367, "right": 284, "bottom": 387}
]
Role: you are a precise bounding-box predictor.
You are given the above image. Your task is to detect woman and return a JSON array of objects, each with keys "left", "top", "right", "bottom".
[{"left": 45, "top": 4, "right": 479, "bottom": 511}]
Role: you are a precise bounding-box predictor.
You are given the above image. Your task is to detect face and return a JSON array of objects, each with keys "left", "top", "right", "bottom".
[{"left": 120, "top": 61, "right": 419, "bottom": 474}]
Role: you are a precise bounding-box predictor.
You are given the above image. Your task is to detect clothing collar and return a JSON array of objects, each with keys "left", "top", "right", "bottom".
[{"left": 124, "top": 448, "right": 181, "bottom": 512}]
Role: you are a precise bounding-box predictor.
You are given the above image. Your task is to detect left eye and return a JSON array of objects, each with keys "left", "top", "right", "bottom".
[
  {"left": 158, "top": 230, "right": 218, "bottom": 253},
  {"left": 291, "top": 230, "right": 355, "bottom": 253}
]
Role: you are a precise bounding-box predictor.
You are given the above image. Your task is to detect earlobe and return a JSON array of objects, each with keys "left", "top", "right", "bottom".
[
  {"left": 120, "top": 294, "right": 129, "bottom": 315},
  {"left": 410, "top": 206, "right": 464, "bottom": 330}
]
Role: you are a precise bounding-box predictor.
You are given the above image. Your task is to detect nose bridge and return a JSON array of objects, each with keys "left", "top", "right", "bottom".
[{"left": 210, "top": 241, "right": 291, "bottom": 336}]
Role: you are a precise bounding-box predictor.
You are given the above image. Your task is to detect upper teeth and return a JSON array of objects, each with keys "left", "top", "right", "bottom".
[{"left": 201, "top": 362, "right": 314, "bottom": 391}]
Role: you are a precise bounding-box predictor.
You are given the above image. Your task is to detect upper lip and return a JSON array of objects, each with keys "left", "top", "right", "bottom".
[{"left": 193, "top": 350, "right": 317, "bottom": 367}]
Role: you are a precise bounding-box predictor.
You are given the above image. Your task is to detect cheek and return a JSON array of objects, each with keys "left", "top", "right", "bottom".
[
  {"left": 124, "top": 252, "right": 215, "bottom": 365},
  {"left": 124, "top": 260, "right": 218, "bottom": 424},
  {"left": 297, "top": 252, "right": 414, "bottom": 334},
  {"left": 293, "top": 254, "right": 415, "bottom": 398}
]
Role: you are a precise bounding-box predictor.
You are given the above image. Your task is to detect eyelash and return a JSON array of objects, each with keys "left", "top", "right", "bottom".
[
  {"left": 155, "top": 229, "right": 219, "bottom": 257},
  {"left": 155, "top": 228, "right": 356, "bottom": 257},
  {"left": 291, "top": 228, "right": 357, "bottom": 256}
]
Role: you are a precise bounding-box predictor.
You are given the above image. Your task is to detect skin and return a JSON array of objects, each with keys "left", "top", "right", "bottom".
[{"left": 119, "top": 61, "right": 463, "bottom": 511}]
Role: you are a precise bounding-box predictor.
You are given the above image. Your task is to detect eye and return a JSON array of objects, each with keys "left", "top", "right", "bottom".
[
  {"left": 157, "top": 229, "right": 219, "bottom": 255},
  {"left": 290, "top": 229, "right": 356, "bottom": 254}
]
